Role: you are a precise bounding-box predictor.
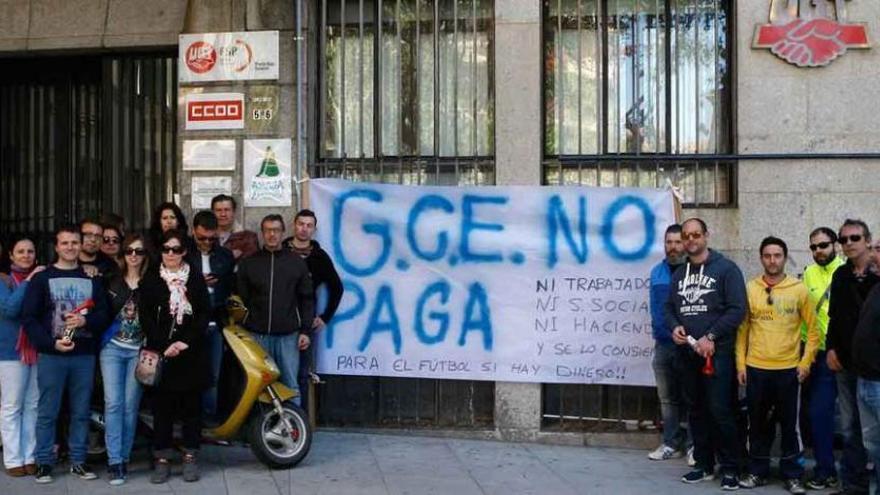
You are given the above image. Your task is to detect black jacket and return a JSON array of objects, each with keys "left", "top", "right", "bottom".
[
  {"left": 663, "top": 249, "right": 747, "bottom": 351},
  {"left": 187, "top": 245, "right": 235, "bottom": 325},
  {"left": 283, "top": 238, "right": 344, "bottom": 323},
  {"left": 827, "top": 260, "right": 880, "bottom": 370},
  {"left": 237, "top": 248, "right": 314, "bottom": 336},
  {"left": 81, "top": 251, "right": 120, "bottom": 284},
  {"left": 139, "top": 264, "right": 211, "bottom": 391},
  {"left": 852, "top": 283, "right": 880, "bottom": 380},
  {"left": 107, "top": 274, "right": 137, "bottom": 317}
]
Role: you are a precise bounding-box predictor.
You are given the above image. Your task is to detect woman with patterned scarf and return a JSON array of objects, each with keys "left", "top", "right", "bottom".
[
  {"left": 139, "top": 229, "right": 210, "bottom": 484},
  {"left": 0, "top": 237, "right": 45, "bottom": 477}
]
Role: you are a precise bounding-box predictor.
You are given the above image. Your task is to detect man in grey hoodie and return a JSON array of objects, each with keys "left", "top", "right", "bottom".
[{"left": 664, "top": 217, "right": 747, "bottom": 491}]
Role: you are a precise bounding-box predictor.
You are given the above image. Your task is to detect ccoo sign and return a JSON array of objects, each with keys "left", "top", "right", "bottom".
[{"left": 185, "top": 93, "right": 245, "bottom": 131}]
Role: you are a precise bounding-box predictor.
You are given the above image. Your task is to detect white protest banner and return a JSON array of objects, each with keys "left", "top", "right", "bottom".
[
  {"left": 184, "top": 93, "right": 245, "bottom": 131},
  {"left": 311, "top": 179, "right": 675, "bottom": 386},
  {"left": 243, "top": 139, "right": 292, "bottom": 207},
  {"left": 179, "top": 31, "right": 279, "bottom": 82}
]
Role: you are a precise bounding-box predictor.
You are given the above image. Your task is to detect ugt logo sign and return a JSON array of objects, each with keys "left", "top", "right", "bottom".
[{"left": 753, "top": 0, "right": 870, "bottom": 67}]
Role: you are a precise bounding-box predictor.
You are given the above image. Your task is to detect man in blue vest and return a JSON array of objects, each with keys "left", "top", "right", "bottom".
[{"left": 648, "top": 224, "right": 691, "bottom": 464}]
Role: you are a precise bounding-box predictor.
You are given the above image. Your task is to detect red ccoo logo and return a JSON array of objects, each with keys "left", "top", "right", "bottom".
[
  {"left": 187, "top": 100, "right": 243, "bottom": 121},
  {"left": 186, "top": 41, "right": 217, "bottom": 74},
  {"left": 753, "top": 1, "right": 870, "bottom": 67}
]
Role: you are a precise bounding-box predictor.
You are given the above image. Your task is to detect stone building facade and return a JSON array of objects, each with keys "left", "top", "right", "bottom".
[{"left": 1, "top": 0, "right": 879, "bottom": 444}]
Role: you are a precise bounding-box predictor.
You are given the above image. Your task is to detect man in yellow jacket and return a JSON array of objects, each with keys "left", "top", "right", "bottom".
[{"left": 736, "top": 236, "right": 820, "bottom": 494}]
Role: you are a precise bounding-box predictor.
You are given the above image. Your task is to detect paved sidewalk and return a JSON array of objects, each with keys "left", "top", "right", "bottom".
[{"left": 0, "top": 431, "right": 845, "bottom": 494}]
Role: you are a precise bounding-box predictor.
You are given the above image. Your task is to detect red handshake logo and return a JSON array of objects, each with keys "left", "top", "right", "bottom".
[{"left": 754, "top": 18, "right": 869, "bottom": 67}]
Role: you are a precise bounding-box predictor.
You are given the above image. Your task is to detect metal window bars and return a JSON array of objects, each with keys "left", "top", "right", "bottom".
[
  {"left": 543, "top": 0, "right": 734, "bottom": 207},
  {"left": 316, "top": 0, "right": 495, "bottom": 185},
  {"left": 0, "top": 55, "right": 177, "bottom": 258},
  {"left": 314, "top": 1, "right": 497, "bottom": 429}
]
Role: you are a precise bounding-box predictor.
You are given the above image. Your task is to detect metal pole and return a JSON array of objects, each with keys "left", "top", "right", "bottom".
[{"left": 295, "top": 0, "right": 306, "bottom": 209}]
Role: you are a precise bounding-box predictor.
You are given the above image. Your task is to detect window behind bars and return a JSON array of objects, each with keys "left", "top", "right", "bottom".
[
  {"left": 543, "top": 0, "right": 735, "bottom": 207},
  {"left": 316, "top": 0, "right": 495, "bottom": 186}
]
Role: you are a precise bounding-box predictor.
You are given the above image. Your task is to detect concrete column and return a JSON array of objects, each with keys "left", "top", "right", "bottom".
[
  {"left": 494, "top": 0, "right": 542, "bottom": 186},
  {"left": 492, "top": 0, "right": 542, "bottom": 441}
]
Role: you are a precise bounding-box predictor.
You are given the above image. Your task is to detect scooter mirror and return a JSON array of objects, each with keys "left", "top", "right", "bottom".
[{"left": 226, "top": 295, "right": 249, "bottom": 325}]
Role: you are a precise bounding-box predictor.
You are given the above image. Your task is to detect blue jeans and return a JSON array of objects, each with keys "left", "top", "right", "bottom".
[
  {"left": 202, "top": 323, "right": 223, "bottom": 418},
  {"left": 808, "top": 350, "right": 838, "bottom": 478},
  {"left": 100, "top": 343, "right": 142, "bottom": 466},
  {"left": 857, "top": 378, "right": 880, "bottom": 495},
  {"left": 839, "top": 369, "right": 870, "bottom": 492},
  {"left": 251, "top": 333, "right": 301, "bottom": 406},
  {"left": 35, "top": 353, "right": 95, "bottom": 466},
  {"left": 653, "top": 342, "right": 688, "bottom": 449}
]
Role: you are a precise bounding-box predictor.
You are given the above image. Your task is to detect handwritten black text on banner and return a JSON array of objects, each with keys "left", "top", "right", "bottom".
[{"left": 311, "top": 179, "right": 675, "bottom": 386}]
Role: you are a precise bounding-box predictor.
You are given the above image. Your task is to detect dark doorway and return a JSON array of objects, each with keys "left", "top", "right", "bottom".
[{"left": 0, "top": 54, "right": 177, "bottom": 257}]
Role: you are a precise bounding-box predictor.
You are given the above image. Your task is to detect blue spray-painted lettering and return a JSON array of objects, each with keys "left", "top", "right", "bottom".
[
  {"left": 332, "top": 189, "right": 391, "bottom": 276},
  {"left": 458, "top": 282, "right": 493, "bottom": 350},
  {"left": 414, "top": 280, "right": 451, "bottom": 345},
  {"left": 407, "top": 195, "right": 454, "bottom": 261},
  {"left": 601, "top": 195, "right": 655, "bottom": 261},
  {"left": 460, "top": 195, "right": 507, "bottom": 263},
  {"left": 324, "top": 280, "right": 366, "bottom": 349},
  {"left": 358, "top": 284, "right": 402, "bottom": 354},
  {"left": 546, "top": 195, "right": 589, "bottom": 268}
]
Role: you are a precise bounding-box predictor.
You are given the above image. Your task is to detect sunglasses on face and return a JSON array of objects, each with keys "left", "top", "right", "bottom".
[
  {"left": 765, "top": 286, "right": 773, "bottom": 306},
  {"left": 840, "top": 234, "right": 864, "bottom": 245},
  {"left": 162, "top": 245, "right": 186, "bottom": 255},
  {"left": 103, "top": 237, "right": 120, "bottom": 245},
  {"left": 682, "top": 232, "right": 704, "bottom": 241},
  {"left": 195, "top": 235, "right": 217, "bottom": 243},
  {"left": 124, "top": 248, "right": 146, "bottom": 256},
  {"left": 809, "top": 241, "right": 832, "bottom": 251}
]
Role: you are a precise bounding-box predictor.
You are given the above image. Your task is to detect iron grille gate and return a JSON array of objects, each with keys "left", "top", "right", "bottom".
[
  {"left": 0, "top": 54, "right": 177, "bottom": 257},
  {"left": 313, "top": 0, "right": 496, "bottom": 429}
]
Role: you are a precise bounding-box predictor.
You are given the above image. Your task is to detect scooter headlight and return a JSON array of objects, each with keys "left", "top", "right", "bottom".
[{"left": 263, "top": 354, "right": 280, "bottom": 375}]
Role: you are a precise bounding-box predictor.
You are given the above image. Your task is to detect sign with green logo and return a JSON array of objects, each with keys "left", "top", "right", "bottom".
[{"left": 243, "top": 139, "right": 292, "bottom": 206}]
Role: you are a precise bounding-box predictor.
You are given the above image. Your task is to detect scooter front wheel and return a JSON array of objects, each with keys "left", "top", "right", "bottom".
[{"left": 247, "top": 402, "right": 311, "bottom": 469}]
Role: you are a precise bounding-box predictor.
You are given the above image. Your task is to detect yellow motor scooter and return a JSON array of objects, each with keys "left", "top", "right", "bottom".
[{"left": 201, "top": 296, "right": 312, "bottom": 468}]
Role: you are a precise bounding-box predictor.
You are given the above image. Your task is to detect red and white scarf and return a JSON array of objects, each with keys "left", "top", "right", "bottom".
[{"left": 159, "top": 263, "right": 192, "bottom": 326}]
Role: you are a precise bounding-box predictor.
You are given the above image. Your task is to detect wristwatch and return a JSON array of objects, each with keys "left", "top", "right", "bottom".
[{"left": 706, "top": 332, "right": 716, "bottom": 342}]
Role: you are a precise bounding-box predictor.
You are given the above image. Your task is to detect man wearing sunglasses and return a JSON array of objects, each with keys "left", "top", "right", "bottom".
[
  {"left": 191, "top": 211, "right": 235, "bottom": 421},
  {"left": 664, "top": 217, "right": 747, "bottom": 491},
  {"left": 735, "top": 237, "right": 820, "bottom": 494},
  {"left": 800, "top": 227, "right": 845, "bottom": 490},
  {"left": 826, "top": 219, "right": 877, "bottom": 495}
]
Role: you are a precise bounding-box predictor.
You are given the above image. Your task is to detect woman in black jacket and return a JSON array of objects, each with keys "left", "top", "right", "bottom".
[{"left": 139, "top": 229, "right": 210, "bottom": 484}]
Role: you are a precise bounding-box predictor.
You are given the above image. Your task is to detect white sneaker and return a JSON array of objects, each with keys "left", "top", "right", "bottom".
[
  {"left": 648, "top": 444, "right": 683, "bottom": 460},
  {"left": 686, "top": 446, "right": 696, "bottom": 467}
]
